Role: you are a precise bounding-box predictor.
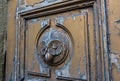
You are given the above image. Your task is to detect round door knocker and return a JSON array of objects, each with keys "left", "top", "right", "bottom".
[{"left": 36, "top": 24, "right": 70, "bottom": 66}]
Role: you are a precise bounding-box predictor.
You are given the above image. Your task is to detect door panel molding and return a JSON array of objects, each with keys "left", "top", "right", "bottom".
[
  {"left": 27, "top": 69, "right": 51, "bottom": 78},
  {"left": 19, "top": 0, "right": 95, "bottom": 19},
  {"left": 56, "top": 76, "right": 87, "bottom": 81},
  {"left": 16, "top": 0, "right": 110, "bottom": 81}
]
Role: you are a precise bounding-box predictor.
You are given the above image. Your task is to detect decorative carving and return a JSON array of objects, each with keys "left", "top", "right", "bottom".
[
  {"left": 37, "top": 28, "right": 68, "bottom": 66},
  {"left": 37, "top": 24, "right": 70, "bottom": 66},
  {"left": 41, "top": 19, "right": 51, "bottom": 28}
]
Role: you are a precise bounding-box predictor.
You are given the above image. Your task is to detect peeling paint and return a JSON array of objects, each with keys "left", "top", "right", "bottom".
[
  {"left": 41, "top": 19, "right": 50, "bottom": 28},
  {"left": 114, "top": 22, "right": 120, "bottom": 36},
  {"left": 17, "top": 0, "right": 63, "bottom": 13},
  {"left": 56, "top": 62, "right": 71, "bottom": 77},
  {"left": 27, "top": 79, "right": 48, "bottom": 81},
  {"left": 7, "top": 0, "right": 115, "bottom": 81},
  {"left": 111, "top": 52, "right": 120, "bottom": 72},
  {"left": 55, "top": 17, "right": 64, "bottom": 25}
]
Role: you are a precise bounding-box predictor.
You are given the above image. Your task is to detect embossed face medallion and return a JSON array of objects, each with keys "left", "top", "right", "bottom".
[{"left": 37, "top": 27, "right": 70, "bottom": 66}]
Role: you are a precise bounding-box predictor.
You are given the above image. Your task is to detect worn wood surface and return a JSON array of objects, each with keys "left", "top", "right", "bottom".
[
  {"left": 6, "top": 0, "right": 120, "bottom": 81},
  {"left": 107, "top": 0, "right": 120, "bottom": 81}
]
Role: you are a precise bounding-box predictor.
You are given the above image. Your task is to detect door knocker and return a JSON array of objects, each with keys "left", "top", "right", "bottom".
[{"left": 36, "top": 23, "right": 71, "bottom": 66}]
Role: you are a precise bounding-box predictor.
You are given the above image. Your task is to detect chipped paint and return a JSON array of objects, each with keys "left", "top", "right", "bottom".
[
  {"left": 114, "top": 21, "right": 120, "bottom": 36},
  {"left": 7, "top": 0, "right": 117, "bottom": 81},
  {"left": 17, "top": 0, "right": 63, "bottom": 13},
  {"left": 55, "top": 17, "right": 64, "bottom": 25},
  {"left": 41, "top": 19, "right": 50, "bottom": 28},
  {"left": 111, "top": 52, "right": 120, "bottom": 72},
  {"left": 56, "top": 62, "right": 71, "bottom": 77},
  {"left": 27, "top": 78, "right": 48, "bottom": 81}
]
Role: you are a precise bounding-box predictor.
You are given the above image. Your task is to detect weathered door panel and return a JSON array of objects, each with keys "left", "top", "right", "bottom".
[
  {"left": 6, "top": 0, "right": 113, "bottom": 81},
  {"left": 107, "top": 0, "right": 120, "bottom": 81},
  {"left": 21, "top": 8, "right": 96, "bottom": 81},
  {"left": 17, "top": 0, "right": 107, "bottom": 81}
]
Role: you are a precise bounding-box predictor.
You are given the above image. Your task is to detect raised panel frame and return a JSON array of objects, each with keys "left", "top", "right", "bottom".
[{"left": 16, "top": 0, "right": 111, "bottom": 81}]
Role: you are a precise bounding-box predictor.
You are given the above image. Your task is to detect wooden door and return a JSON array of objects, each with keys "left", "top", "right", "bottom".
[{"left": 16, "top": 0, "right": 110, "bottom": 81}]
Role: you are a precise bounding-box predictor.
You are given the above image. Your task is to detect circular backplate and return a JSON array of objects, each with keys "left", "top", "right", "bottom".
[{"left": 37, "top": 26, "right": 71, "bottom": 66}]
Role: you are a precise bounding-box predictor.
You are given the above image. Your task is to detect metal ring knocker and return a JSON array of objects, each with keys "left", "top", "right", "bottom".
[{"left": 37, "top": 24, "right": 70, "bottom": 66}]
